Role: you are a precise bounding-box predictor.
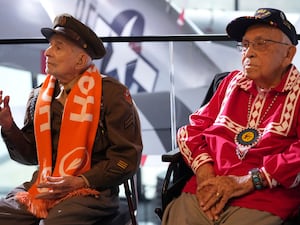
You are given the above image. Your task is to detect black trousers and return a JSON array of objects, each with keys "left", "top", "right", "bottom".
[{"left": 0, "top": 184, "right": 119, "bottom": 225}]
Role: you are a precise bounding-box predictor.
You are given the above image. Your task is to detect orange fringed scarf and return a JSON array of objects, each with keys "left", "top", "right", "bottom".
[{"left": 16, "top": 65, "right": 102, "bottom": 218}]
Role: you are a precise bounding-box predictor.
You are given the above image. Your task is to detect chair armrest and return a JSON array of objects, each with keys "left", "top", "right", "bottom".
[
  {"left": 159, "top": 147, "right": 194, "bottom": 211},
  {"left": 161, "top": 147, "right": 181, "bottom": 163}
]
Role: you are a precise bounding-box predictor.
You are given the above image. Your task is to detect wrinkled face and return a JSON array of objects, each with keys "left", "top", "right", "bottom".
[
  {"left": 240, "top": 25, "right": 295, "bottom": 88},
  {"left": 44, "top": 34, "right": 83, "bottom": 83}
]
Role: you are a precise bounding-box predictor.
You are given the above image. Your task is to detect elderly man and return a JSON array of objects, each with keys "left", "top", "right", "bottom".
[
  {"left": 162, "top": 8, "right": 300, "bottom": 225},
  {"left": 0, "top": 14, "right": 142, "bottom": 225}
]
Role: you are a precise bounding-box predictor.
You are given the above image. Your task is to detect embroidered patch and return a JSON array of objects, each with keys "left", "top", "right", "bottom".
[
  {"left": 124, "top": 89, "right": 133, "bottom": 105},
  {"left": 117, "top": 160, "right": 128, "bottom": 170},
  {"left": 255, "top": 9, "right": 271, "bottom": 19},
  {"left": 124, "top": 115, "right": 134, "bottom": 129}
]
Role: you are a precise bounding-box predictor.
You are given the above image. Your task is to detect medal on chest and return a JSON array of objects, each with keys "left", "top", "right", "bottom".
[
  {"left": 234, "top": 91, "right": 278, "bottom": 160},
  {"left": 235, "top": 128, "right": 261, "bottom": 160}
]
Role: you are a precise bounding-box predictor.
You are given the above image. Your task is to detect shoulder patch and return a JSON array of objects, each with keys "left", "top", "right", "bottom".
[
  {"left": 117, "top": 160, "right": 128, "bottom": 170},
  {"left": 124, "top": 89, "right": 133, "bottom": 105}
]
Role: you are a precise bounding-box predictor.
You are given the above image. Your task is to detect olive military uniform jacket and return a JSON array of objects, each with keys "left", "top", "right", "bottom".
[{"left": 1, "top": 76, "right": 143, "bottom": 193}]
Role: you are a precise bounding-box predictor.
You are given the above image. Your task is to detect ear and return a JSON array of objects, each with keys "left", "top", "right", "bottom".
[
  {"left": 285, "top": 45, "right": 296, "bottom": 63},
  {"left": 281, "top": 45, "right": 296, "bottom": 69},
  {"left": 75, "top": 53, "right": 89, "bottom": 70}
]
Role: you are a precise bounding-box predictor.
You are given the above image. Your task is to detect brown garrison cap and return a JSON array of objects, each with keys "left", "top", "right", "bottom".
[{"left": 41, "top": 13, "right": 106, "bottom": 59}]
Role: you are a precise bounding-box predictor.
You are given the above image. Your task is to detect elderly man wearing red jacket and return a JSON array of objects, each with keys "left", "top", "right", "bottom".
[{"left": 162, "top": 8, "right": 300, "bottom": 225}]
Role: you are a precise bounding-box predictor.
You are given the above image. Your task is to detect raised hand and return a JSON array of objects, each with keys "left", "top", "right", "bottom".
[{"left": 0, "top": 90, "right": 13, "bottom": 130}]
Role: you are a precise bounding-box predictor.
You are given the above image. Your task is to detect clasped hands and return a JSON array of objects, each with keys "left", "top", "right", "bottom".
[
  {"left": 36, "top": 176, "right": 87, "bottom": 200},
  {"left": 196, "top": 174, "right": 252, "bottom": 221}
]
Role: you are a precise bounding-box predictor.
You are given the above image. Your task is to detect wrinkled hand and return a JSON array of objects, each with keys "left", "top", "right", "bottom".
[
  {"left": 36, "top": 176, "right": 87, "bottom": 200},
  {"left": 0, "top": 91, "right": 13, "bottom": 130},
  {"left": 194, "top": 163, "right": 216, "bottom": 221},
  {"left": 196, "top": 184, "right": 217, "bottom": 221},
  {"left": 196, "top": 175, "right": 253, "bottom": 221}
]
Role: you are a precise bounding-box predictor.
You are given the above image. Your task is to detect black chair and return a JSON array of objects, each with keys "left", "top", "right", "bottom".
[
  {"left": 155, "top": 72, "right": 229, "bottom": 220},
  {"left": 96, "top": 175, "right": 138, "bottom": 225},
  {"left": 155, "top": 72, "right": 300, "bottom": 225}
]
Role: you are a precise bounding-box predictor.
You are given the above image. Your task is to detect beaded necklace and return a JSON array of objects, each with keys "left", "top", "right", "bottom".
[{"left": 234, "top": 91, "right": 279, "bottom": 160}]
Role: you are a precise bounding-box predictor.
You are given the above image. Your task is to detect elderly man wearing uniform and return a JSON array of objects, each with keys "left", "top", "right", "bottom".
[
  {"left": 0, "top": 14, "right": 142, "bottom": 225},
  {"left": 162, "top": 8, "right": 300, "bottom": 225}
]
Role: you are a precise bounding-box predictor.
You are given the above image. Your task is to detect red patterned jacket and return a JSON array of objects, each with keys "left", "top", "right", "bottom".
[{"left": 177, "top": 65, "right": 300, "bottom": 220}]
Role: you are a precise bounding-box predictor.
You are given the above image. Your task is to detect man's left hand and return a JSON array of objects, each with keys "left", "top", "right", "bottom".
[
  {"left": 36, "top": 176, "right": 87, "bottom": 199},
  {"left": 197, "top": 174, "right": 254, "bottom": 220}
]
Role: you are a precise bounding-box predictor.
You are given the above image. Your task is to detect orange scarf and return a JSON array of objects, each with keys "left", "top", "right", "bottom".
[{"left": 16, "top": 65, "right": 102, "bottom": 218}]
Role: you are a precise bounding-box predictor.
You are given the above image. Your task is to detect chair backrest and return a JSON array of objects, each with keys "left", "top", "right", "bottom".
[
  {"left": 94, "top": 175, "right": 138, "bottom": 225},
  {"left": 201, "top": 71, "right": 229, "bottom": 106}
]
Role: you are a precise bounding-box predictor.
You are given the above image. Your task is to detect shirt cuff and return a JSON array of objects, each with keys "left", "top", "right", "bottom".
[{"left": 79, "top": 174, "right": 91, "bottom": 188}]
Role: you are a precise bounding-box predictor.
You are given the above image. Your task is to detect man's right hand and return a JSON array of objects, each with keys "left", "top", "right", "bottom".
[
  {"left": 0, "top": 90, "right": 13, "bottom": 130},
  {"left": 195, "top": 163, "right": 217, "bottom": 221}
]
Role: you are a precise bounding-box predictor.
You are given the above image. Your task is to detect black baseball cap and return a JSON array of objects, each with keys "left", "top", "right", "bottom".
[{"left": 226, "top": 8, "right": 298, "bottom": 45}]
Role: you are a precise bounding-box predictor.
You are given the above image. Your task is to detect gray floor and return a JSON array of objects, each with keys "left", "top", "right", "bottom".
[
  {"left": 137, "top": 170, "right": 164, "bottom": 225},
  {"left": 137, "top": 197, "right": 162, "bottom": 225}
]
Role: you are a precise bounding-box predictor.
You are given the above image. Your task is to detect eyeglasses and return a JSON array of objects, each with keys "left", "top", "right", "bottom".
[{"left": 237, "top": 39, "right": 290, "bottom": 52}]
